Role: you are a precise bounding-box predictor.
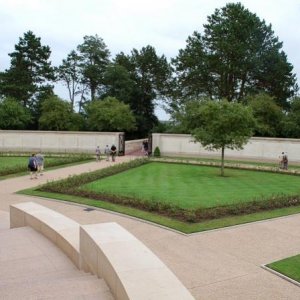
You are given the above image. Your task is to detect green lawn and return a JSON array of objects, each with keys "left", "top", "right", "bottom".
[
  {"left": 21, "top": 159, "right": 300, "bottom": 233},
  {"left": 81, "top": 162, "right": 300, "bottom": 209},
  {"left": 267, "top": 254, "right": 300, "bottom": 282},
  {"left": 0, "top": 155, "right": 92, "bottom": 177}
]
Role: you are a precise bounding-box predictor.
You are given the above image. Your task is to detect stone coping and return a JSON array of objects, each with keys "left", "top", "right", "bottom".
[
  {"left": 80, "top": 222, "right": 194, "bottom": 300},
  {"left": 9, "top": 202, "right": 193, "bottom": 299},
  {"left": 10, "top": 202, "right": 81, "bottom": 268}
]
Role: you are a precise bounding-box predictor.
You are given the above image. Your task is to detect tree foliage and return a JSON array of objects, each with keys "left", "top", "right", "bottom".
[
  {"left": 0, "top": 31, "right": 55, "bottom": 108},
  {"left": 281, "top": 97, "right": 300, "bottom": 138},
  {"left": 85, "top": 96, "right": 136, "bottom": 132},
  {"left": 0, "top": 97, "right": 31, "bottom": 129},
  {"left": 102, "top": 63, "right": 135, "bottom": 104},
  {"left": 181, "top": 100, "right": 255, "bottom": 176},
  {"left": 77, "top": 35, "right": 110, "bottom": 101},
  {"left": 246, "top": 93, "right": 283, "bottom": 137},
  {"left": 172, "top": 3, "right": 297, "bottom": 108},
  {"left": 38, "top": 95, "right": 80, "bottom": 131},
  {"left": 56, "top": 50, "right": 87, "bottom": 110},
  {"left": 115, "top": 46, "right": 172, "bottom": 137}
]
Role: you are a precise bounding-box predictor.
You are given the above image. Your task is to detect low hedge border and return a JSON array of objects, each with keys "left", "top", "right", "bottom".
[
  {"left": 38, "top": 158, "right": 300, "bottom": 223},
  {"left": 151, "top": 157, "right": 300, "bottom": 176}
]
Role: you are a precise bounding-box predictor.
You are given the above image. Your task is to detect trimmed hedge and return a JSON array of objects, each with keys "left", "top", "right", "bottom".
[{"left": 38, "top": 159, "right": 300, "bottom": 223}]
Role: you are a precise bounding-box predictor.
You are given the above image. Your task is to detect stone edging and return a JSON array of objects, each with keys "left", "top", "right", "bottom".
[{"left": 261, "top": 264, "right": 300, "bottom": 287}]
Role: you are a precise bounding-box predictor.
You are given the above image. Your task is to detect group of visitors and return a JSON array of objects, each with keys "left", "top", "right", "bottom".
[
  {"left": 95, "top": 144, "right": 117, "bottom": 162},
  {"left": 28, "top": 152, "right": 44, "bottom": 179}
]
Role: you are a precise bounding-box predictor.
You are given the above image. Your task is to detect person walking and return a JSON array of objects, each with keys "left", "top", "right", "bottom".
[
  {"left": 36, "top": 152, "right": 44, "bottom": 176},
  {"left": 282, "top": 152, "right": 288, "bottom": 170},
  {"left": 28, "top": 154, "right": 38, "bottom": 179},
  {"left": 95, "top": 146, "right": 101, "bottom": 162},
  {"left": 104, "top": 145, "right": 110, "bottom": 161},
  {"left": 110, "top": 144, "right": 117, "bottom": 162}
]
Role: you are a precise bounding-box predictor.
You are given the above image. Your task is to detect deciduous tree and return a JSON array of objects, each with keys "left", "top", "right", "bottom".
[
  {"left": 181, "top": 99, "right": 255, "bottom": 176},
  {"left": 246, "top": 93, "right": 283, "bottom": 137},
  {"left": 0, "top": 97, "right": 31, "bottom": 129},
  {"left": 172, "top": 3, "right": 297, "bottom": 109},
  {"left": 56, "top": 50, "right": 87, "bottom": 110},
  {"left": 115, "top": 46, "right": 172, "bottom": 137},
  {"left": 38, "top": 95, "right": 80, "bottom": 131},
  {"left": 85, "top": 96, "right": 136, "bottom": 132}
]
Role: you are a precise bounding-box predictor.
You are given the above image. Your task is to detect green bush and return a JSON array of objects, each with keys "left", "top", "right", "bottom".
[{"left": 153, "top": 146, "right": 161, "bottom": 157}]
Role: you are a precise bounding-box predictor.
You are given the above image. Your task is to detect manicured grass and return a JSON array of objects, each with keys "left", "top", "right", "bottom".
[
  {"left": 0, "top": 155, "right": 93, "bottom": 177},
  {"left": 20, "top": 187, "right": 300, "bottom": 233},
  {"left": 18, "top": 159, "right": 300, "bottom": 233},
  {"left": 267, "top": 254, "right": 300, "bottom": 283},
  {"left": 164, "top": 156, "right": 300, "bottom": 170},
  {"left": 81, "top": 162, "right": 300, "bottom": 209}
]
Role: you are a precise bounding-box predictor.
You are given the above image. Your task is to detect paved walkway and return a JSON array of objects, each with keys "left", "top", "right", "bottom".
[{"left": 0, "top": 156, "right": 300, "bottom": 299}]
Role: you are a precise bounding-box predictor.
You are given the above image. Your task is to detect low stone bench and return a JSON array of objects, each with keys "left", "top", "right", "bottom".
[
  {"left": 80, "top": 222, "right": 194, "bottom": 300},
  {"left": 10, "top": 202, "right": 80, "bottom": 268}
]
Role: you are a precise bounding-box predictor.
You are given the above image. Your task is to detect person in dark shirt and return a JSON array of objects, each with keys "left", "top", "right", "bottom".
[
  {"left": 28, "top": 154, "right": 38, "bottom": 179},
  {"left": 110, "top": 145, "right": 117, "bottom": 162}
]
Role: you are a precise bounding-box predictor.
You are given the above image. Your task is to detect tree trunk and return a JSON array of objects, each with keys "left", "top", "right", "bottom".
[{"left": 221, "top": 146, "right": 225, "bottom": 176}]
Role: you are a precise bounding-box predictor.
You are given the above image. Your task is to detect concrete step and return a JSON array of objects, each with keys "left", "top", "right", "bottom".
[
  {"left": 0, "top": 269, "right": 92, "bottom": 286},
  {"left": 1, "top": 276, "right": 111, "bottom": 299},
  {"left": 0, "top": 226, "right": 114, "bottom": 299}
]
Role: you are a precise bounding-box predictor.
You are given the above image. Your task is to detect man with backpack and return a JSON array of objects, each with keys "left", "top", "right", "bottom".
[{"left": 28, "top": 154, "right": 38, "bottom": 179}]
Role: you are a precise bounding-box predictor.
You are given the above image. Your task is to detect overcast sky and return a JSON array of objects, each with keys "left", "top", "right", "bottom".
[{"left": 1, "top": 0, "right": 299, "bottom": 119}]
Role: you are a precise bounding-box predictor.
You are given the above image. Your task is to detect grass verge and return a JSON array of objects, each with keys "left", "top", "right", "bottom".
[
  {"left": 19, "top": 187, "right": 300, "bottom": 233},
  {"left": 267, "top": 254, "right": 300, "bottom": 283},
  {"left": 0, "top": 154, "right": 93, "bottom": 179}
]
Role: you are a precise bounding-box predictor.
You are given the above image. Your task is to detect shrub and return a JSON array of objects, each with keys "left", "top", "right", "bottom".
[{"left": 153, "top": 146, "right": 161, "bottom": 157}]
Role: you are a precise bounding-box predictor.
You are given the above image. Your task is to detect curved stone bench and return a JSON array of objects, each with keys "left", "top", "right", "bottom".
[
  {"left": 80, "top": 222, "right": 194, "bottom": 300},
  {"left": 10, "top": 202, "right": 81, "bottom": 268}
]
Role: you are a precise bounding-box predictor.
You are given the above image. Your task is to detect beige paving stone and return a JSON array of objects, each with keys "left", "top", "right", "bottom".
[
  {"left": 190, "top": 221, "right": 300, "bottom": 265},
  {"left": 0, "top": 210, "right": 9, "bottom": 229},
  {"left": 191, "top": 269, "right": 300, "bottom": 300},
  {"left": 1, "top": 156, "right": 300, "bottom": 299}
]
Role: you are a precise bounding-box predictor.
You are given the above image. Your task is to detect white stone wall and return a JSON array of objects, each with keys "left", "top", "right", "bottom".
[
  {"left": 152, "top": 133, "right": 300, "bottom": 162},
  {"left": 0, "top": 130, "right": 123, "bottom": 154}
]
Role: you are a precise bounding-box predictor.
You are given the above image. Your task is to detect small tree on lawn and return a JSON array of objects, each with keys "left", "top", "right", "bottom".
[{"left": 182, "top": 99, "right": 255, "bottom": 176}]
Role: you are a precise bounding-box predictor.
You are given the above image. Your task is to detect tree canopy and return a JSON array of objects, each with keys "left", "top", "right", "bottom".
[
  {"left": 181, "top": 99, "right": 255, "bottom": 175},
  {"left": 77, "top": 35, "right": 110, "bottom": 101},
  {"left": 0, "top": 3, "right": 299, "bottom": 138},
  {"left": 0, "top": 31, "right": 55, "bottom": 108},
  {"left": 172, "top": 3, "right": 297, "bottom": 109},
  {"left": 56, "top": 50, "right": 87, "bottom": 110},
  {"left": 84, "top": 96, "right": 136, "bottom": 132},
  {"left": 38, "top": 95, "right": 80, "bottom": 131},
  {"left": 115, "top": 46, "right": 172, "bottom": 137},
  {"left": 0, "top": 97, "right": 31, "bottom": 129}
]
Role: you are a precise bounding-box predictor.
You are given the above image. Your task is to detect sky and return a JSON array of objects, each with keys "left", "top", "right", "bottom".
[{"left": 1, "top": 0, "right": 300, "bottom": 120}]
